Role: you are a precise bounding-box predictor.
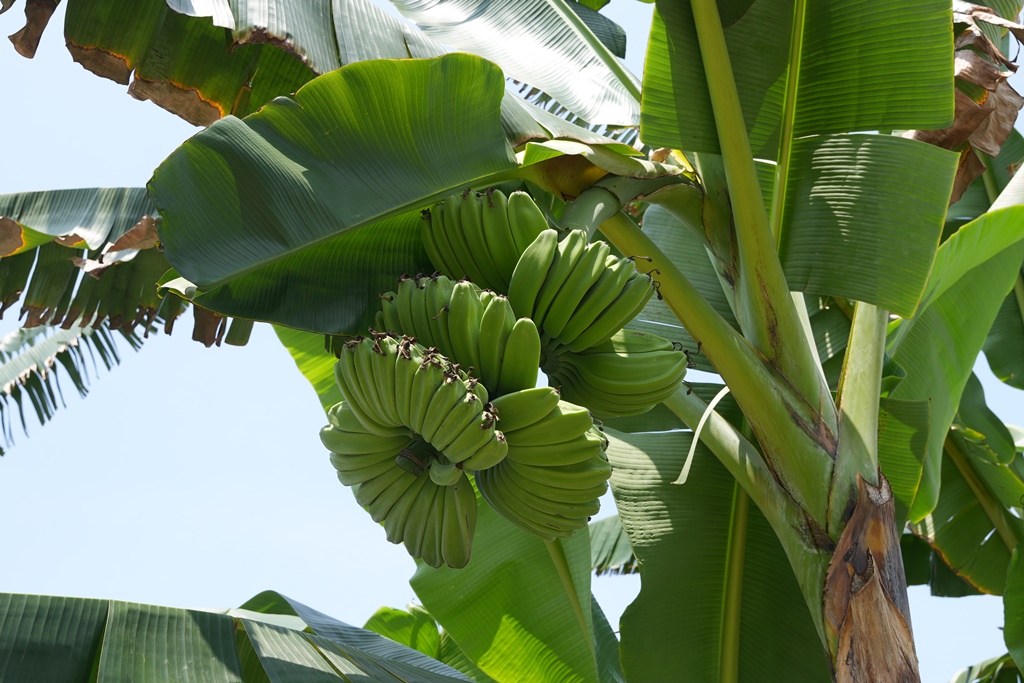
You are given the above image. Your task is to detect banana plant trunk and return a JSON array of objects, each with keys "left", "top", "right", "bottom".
[{"left": 824, "top": 475, "right": 919, "bottom": 682}]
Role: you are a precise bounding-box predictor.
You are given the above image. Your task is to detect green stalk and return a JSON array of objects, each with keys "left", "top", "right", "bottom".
[
  {"left": 544, "top": 538, "right": 595, "bottom": 660},
  {"left": 546, "top": 0, "right": 641, "bottom": 104},
  {"left": 663, "top": 386, "right": 830, "bottom": 646},
  {"left": 718, "top": 485, "right": 749, "bottom": 683},
  {"left": 601, "top": 211, "right": 835, "bottom": 525},
  {"left": 944, "top": 438, "right": 1022, "bottom": 551},
  {"left": 828, "top": 302, "right": 886, "bottom": 535},
  {"left": 688, "top": 0, "right": 831, "bottom": 419}
]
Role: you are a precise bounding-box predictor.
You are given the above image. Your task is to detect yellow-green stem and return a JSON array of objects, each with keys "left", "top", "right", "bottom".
[
  {"left": 544, "top": 538, "right": 595, "bottom": 660},
  {"left": 601, "top": 211, "right": 835, "bottom": 525},
  {"left": 689, "top": 0, "right": 833, "bottom": 421},
  {"left": 718, "top": 484, "right": 749, "bottom": 683}
]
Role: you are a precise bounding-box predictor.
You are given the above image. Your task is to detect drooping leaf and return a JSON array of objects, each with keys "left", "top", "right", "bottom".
[
  {"left": 605, "top": 428, "right": 829, "bottom": 682},
  {"left": 0, "top": 594, "right": 108, "bottom": 683},
  {"left": 363, "top": 606, "right": 441, "bottom": 659},
  {"left": 948, "top": 653, "right": 1022, "bottom": 683},
  {"left": 951, "top": 373, "right": 1018, "bottom": 466},
  {"left": 877, "top": 397, "right": 931, "bottom": 527},
  {"left": 410, "top": 490, "right": 598, "bottom": 683},
  {"left": 589, "top": 515, "right": 638, "bottom": 575}
]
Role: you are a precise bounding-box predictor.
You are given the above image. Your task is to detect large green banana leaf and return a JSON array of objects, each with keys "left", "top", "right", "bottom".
[
  {"left": 0, "top": 591, "right": 471, "bottom": 681},
  {"left": 888, "top": 177, "right": 1024, "bottom": 521},
  {"left": 589, "top": 515, "right": 638, "bottom": 575},
  {"left": 605, "top": 427, "right": 829, "bottom": 682}
]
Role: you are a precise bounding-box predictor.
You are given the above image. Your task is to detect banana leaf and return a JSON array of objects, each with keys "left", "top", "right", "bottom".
[
  {"left": 589, "top": 515, "right": 638, "bottom": 575},
  {"left": 0, "top": 591, "right": 470, "bottom": 681}
]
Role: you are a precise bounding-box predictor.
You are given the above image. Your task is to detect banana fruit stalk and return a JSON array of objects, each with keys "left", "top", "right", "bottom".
[
  {"left": 378, "top": 275, "right": 541, "bottom": 396},
  {"left": 321, "top": 333, "right": 507, "bottom": 568},
  {"left": 421, "top": 189, "right": 548, "bottom": 293},
  {"left": 474, "top": 387, "right": 610, "bottom": 540},
  {"left": 546, "top": 328, "right": 689, "bottom": 418}
]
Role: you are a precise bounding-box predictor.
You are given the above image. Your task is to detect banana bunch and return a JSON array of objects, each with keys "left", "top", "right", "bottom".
[
  {"left": 321, "top": 400, "right": 477, "bottom": 567},
  {"left": 377, "top": 275, "right": 541, "bottom": 396},
  {"left": 545, "top": 328, "right": 688, "bottom": 418},
  {"left": 320, "top": 333, "right": 511, "bottom": 568},
  {"left": 473, "top": 386, "right": 611, "bottom": 540},
  {"left": 507, "top": 228, "right": 656, "bottom": 352},
  {"left": 421, "top": 189, "right": 549, "bottom": 293}
]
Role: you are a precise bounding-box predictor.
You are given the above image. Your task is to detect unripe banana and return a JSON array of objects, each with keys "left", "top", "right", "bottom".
[
  {"left": 425, "top": 274, "right": 456, "bottom": 354},
  {"left": 507, "top": 454, "right": 611, "bottom": 489},
  {"left": 556, "top": 257, "right": 637, "bottom": 347},
  {"left": 440, "top": 474, "right": 477, "bottom": 568},
  {"left": 383, "top": 470, "right": 430, "bottom": 544},
  {"left": 532, "top": 229, "right": 587, "bottom": 329},
  {"left": 420, "top": 208, "right": 456, "bottom": 276},
  {"left": 420, "top": 376, "right": 469, "bottom": 444},
  {"left": 353, "top": 465, "right": 408, "bottom": 510},
  {"left": 505, "top": 429, "right": 605, "bottom": 467},
  {"left": 495, "top": 317, "right": 541, "bottom": 395},
  {"left": 408, "top": 353, "right": 449, "bottom": 434},
  {"left": 566, "top": 272, "right": 655, "bottom": 353},
  {"left": 429, "top": 454, "right": 463, "bottom": 486},
  {"left": 461, "top": 430, "right": 508, "bottom": 470},
  {"left": 501, "top": 461, "right": 609, "bottom": 504},
  {"left": 478, "top": 294, "right": 513, "bottom": 390},
  {"left": 320, "top": 422, "right": 411, "bottom": 456},
  {"left": 431, "top": 390, "right": 485, "bottom": 452},
  {"left": 443, "top": 194, "right": 490, "bottom": 286},
  {"left": 379, "top": 291, "right": 403, "bottom": 334},
  {"left": 507, "top": 229, "right": 558, "bottom": 319},
  {"left": 480, "top": 189, "right": 520, "bottom": 289},
  {"left": 371, "top": 334, "right": 401, "bottom": 425},
  {"left": 335, "top": 350, "right": 405, "bottom": 437},
  {"left": 366, "top": 468, "right": 420, "bottom": 523},
  {"left": 488, "top": 386, "right": 561, "bottom": 431},
  {"left": 444, "top": 412, "right": 504, "bottom": 464},
  {"left": 507, "top": 190, "right": 549, "bottom": 253},
  {"left": 402, "top": 479, "right": 440, "bottom": 564},
  {"left": 331, "top": 451, "right": 404, "bottom": 486},
  {"left": 461, "top": 193, "right": 507, "bottom": 292},
  {"left": 420, "top": 478, "right": 447, "bottom": 568},
  {"left": 447, "top": 280, "right": 484, "bottom": 376},
  {"left": 542, "top": 240, "right": 611, "bottom": 340},
  {"left": 503, "top": 401, "right": 594, "bottom": 447},
  {"left": 429, "top": 202, "right": 462, "bottom": 282}
]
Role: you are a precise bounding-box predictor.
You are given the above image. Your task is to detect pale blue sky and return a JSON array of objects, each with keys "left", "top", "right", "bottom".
[{"left": 0, "top": 2, "right": 1018, "bottom": 681}]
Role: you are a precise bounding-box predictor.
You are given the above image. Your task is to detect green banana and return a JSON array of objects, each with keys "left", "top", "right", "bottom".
[
  {"left": 503, "top": 400, "right": 594, "bottom": 447},
  {"left": 488, "top": 386, "right": 561, "bottom": 431},
  {"left": 383, "top": 470, "right": 430, "bottom": 544},
  {"left": 443, "top": 194, "right": 490, "bottom": 286},
  {"left": 431, "top": 391, "right": 485, "bottom": 452},
  {"left": 460, "top": 193, "right": 507, "bottom": 292},
  {"left": 320, "top": 423, "right": 412, "bottom": 456},
  {"left": 402, "top": 478, "right": 439, "bottom": 563},
  {"left": 507, "top": 229, "right": 558, "bottom": 319},
  {"left": 393, "top": 338, "right": 421, "bottom": 426},
  {"left": 353, "top": 338, "right": 394, "bottom": 429},
  {"left": 507, "top": 190, "right": 549, "bottom": 253},
  {"left": 494, "top": 476, "right": 592, "bottom": 532},
  {"left": 556, "top": 257, "right": 637, "bottom": 347},
  {"left": 440, "top": 474, "right": 477, "bottom": 568},
  {"left": 501, "top": 462, "right": 609, "bottom": 504},
  {"left": 354, "top": 465, "right": 407, "bottom": 509},
  {"left": 444, "top": 413, "right": 502, "bottom": 464},
  {"left": 420, "top": 377, "right": 469, "bottom": 444},
  {"left": 395, "top": 277, "right": 421, "bottom": 337},
  {"left": 429, "top": 201, "right": 463, "bottom": 283},
  {"left": 424, "top": 275, "right": 456, "bottom": 355},
  {"left": 542, "top": 240, "right": 610, "bottom": 340},
  {"left": 566, "top": 272, "right": 655, "bottom": 353},
  {"left": 532, "top": 229, "right": 586, "bottom": 329},
  {"left": 408, "top": 353, "right": 448, "bottom": 434},
  {"left": 379, "top": 290, "right": 403, "bottom": 334},
  {"left": 480, "top": 189, "right": 520, "bottom": 289},
  {"left": 447, "top": 280, "right": 484, "bottom": 376},
  {"left": 420, "top": 478, "right": 447, "bottom": 568},
  {"left": 421, "top": 208, "right": 456, "bottom": 276},
  {"left": 371, "top": 334, "right": 401, "bottom": 425},
  {"left": 476, "top": 466, "right": 567, "bottom": 540},
  {"left": 331, "top": 451, "right": 402, "bottom": 487},
  {"left": 461, "top": 430, "right": 508, "bottom": 470},
  {"left": 501, "top": 475, "right": 601, "bottom": 518},
  {"left": 477, "top": 294, "right": 513, "bottom": 390},
  {"left": 574, "top": 327, "right": 675, "bottom": 355},
  {"left": 506, "top": 454, "right": 611, "bottom": 489},
  {"left": 366, "top": 468, "right": 420, "bottom": 523},
  {"left": 495, "top": 317, "right": 541, "bottom": 395},
  {"left": 429, "top": 454, "right": 463, "bottom": 486},
  {"left": 335, "top": 349, "right": 403, "bottom": 437},
  {"left": 506, "top": 429, "right": 604, "bottom": 467}
]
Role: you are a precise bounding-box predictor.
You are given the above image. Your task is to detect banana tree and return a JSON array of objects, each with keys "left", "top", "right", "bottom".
[{"left": 3, "top": 0, "right": 1024, "bottom": 681}]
